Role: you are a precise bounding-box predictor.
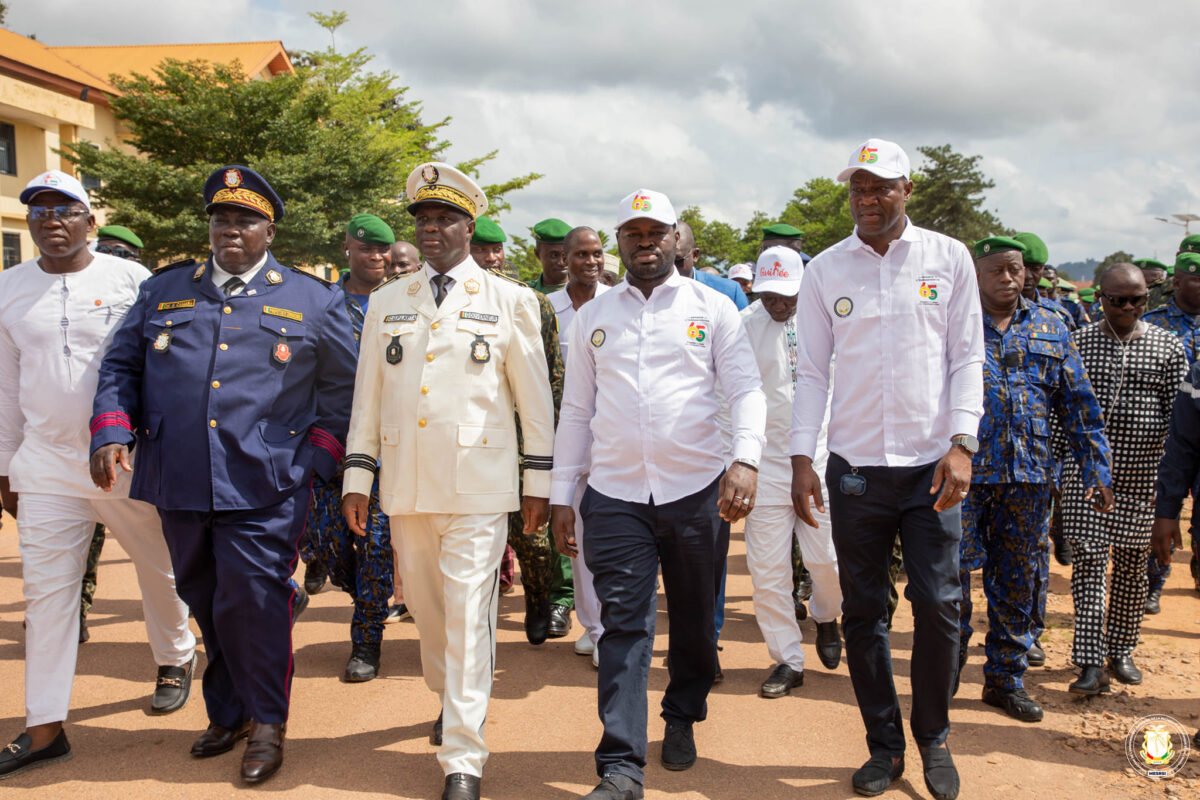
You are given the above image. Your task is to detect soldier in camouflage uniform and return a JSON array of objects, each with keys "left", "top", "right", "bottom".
[
  {"left": 956, "top": 237, "right": 1113, "bottom": 723},
  {"left": 470, "top": 217, "right": 567, "bottom": 643},
  {"left": 1135, "top": 258, "right": 1172, "bottom": 312}
]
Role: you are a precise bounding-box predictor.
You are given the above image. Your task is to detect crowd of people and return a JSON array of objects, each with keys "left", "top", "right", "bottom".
[{"left": 0, "top": 137, "right": 1197, "bottom": 800}]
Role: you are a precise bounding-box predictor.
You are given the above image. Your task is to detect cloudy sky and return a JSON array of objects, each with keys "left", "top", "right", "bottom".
[{"left": 11, "top": 1, "right": 1200, "bottom": 266}]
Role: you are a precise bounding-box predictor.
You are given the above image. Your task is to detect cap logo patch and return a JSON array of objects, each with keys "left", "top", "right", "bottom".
[
  {"left": 834, "top": 297, "right": 853, "bottom": 317},
  {"left": 759, "top": 261, "right": 789, "bottom": 279},
  {"left": 357, "top": 227, "right": 365, "bottom": 237},
  {"left": 224, "top": 169, "right": 242, "bottom": 188},
  {"left": 421, "top": 165, "right": 440, "bottom": 184},
  {"left": 857, "top": 147, "right": 878, "bottom": 163},
  {"left": 44, "top": 173, "right": 60, "bottom": 186},
  {"left": 631, "top": 193, "right": 653, "bottom": 212}
]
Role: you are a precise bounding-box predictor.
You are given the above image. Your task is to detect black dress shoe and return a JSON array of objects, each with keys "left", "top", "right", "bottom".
[
  {"left": 661, "top": 721, "right": 696, "bottom": 771},
  {"left": 851, "top": 754, "right": 903, "bottom": 797},
  {"left": 760, "top": 663, "right": 804, "bottom": 698},
  {"left": 524, "top": 591, "right": 551, "bottom": 645},
  {"left": 981, "top": 686, "right": 1043, "bottom": 722},
  {"left": 0, "top": 729, "right": 72, "bottom": 779},
  {"left": 1027, "top": 640, "right": 1046, "bottom": 668},
  {"left": 548, "top": 604, "right": 572, "bottom": 638},
  {"left": 793, "top": 593, "right": 808, "bottom": 621},
  {"left": 1144, "top": 589, "right": 1162, "bottom": 615},
  {"left": 951, "top": 649, "right": 968, "bottom": 697},
  {"left": 241, "top": 721, "right": 284, "bottom": 784},
  {"left": 1108, "top": 655, "right": 1143, "bottom": 685},
  {"left": 343, "top": 642, "right": 381, "bottom": 683},
  {"left": 291, "top": 586, "right": 309, "bottom": 628},
  {"left": 1052, "top": 532, "right": 1073, "bottom": 566},
  {"left": 151, "top": 652, "right": 195, "bottom": 714},
  {"left": 583, "top": 773, "right": 644, "bottom": 799},
  {"left": 442, "top": 772, "right": 480, "bottom": 800},
  {"left": 431, "top": 710, "right": 443, "bottom": 746},
  {"left": 190, "top": 721, "right": 250, "bottom": 758},
  {"left": 816, "top": 620, "right": 842, "bottom": 669},
  {"left": 919, "top": 744, "right": 959, "bottom": 800},
  {"left": 1069, "top": 665, "right": 1111, "bottom": 695},
  {"left": 303, "top": 560, "right": 327, "bottom": 594}
]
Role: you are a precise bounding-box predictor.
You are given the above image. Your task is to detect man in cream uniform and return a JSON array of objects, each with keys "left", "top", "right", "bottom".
[
  {"left": 341, "top": 162, "right": 554, "bottom": 800},
  {"left": 739, "top": 247, "right": 842, "bottom": 702}
]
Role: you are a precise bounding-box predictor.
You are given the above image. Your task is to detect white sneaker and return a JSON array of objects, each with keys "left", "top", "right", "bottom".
[
  {"left": 574, "top": 633, "right": 595, "bottom": 655},
  {"left": 592, "top": 641, "right": 600, "bottom": 669}
]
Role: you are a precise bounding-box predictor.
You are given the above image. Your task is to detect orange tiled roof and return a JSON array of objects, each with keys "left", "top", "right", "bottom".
[
  {"left": 0, "top": 27, "right": 119, "bottom": 95},
  {"left": 53, "top": 41, "right": 294, "bottom": 83}
]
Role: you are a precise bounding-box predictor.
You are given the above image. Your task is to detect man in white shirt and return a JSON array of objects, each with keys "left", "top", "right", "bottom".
[
  {"left": 740, "top": 247, "right": 843, "bottom": 701},
  {"left": 550, "top": 189, "right": 765, "bottom": 800},
  {"left": 790, "top": 140, "right": 984, "bottom": 800},
  {"left": 0, "top": 171, "right": 196, "bottom": 779}
]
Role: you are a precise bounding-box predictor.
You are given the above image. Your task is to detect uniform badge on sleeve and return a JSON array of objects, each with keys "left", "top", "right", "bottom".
[
  {"left": 470, "top": 334, "right": 491, "bottom": 363},
  {"left": 153, "top": 330, "right": 173, "bottom": 352},
  {"left": 272, "top": 338, "right": 292, "bottom": 365}
]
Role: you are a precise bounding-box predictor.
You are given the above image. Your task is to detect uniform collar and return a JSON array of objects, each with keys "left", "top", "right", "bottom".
[
  {"left": 210, "top": 251, "right": 269, "bottom": 291},
  {"left": 850, "top": 216, "right": 918, "bottom": 254}
]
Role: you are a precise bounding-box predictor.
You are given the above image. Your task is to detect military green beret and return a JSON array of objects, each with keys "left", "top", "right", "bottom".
[
  {"left": 762, "top": 223, "right": 804, "bottom": 240},
  {"left": 1133, "top": 258, "right": 1168, "bottom": 272},
  {"left": 347, "top": 214, "right": 395, "bottom": 245},
  {"left": 1078, "top": 287, "right": 1096, "bottom": 301},
  {"left": 1057, "top": 278, "right": 1074, "bottom": 290},
  {"left": 96, "top": 225, "right": 144, "bottom": 249},
  {"left": 1037, "top": 277, "right": 1054, "bottom": 289},
  {"left": 532, "top": 218, "right": 571, "bottom": 243},
  {"left": 1176, "top": 252, "right": 1200, "bottom": 276},
  {"left": 1012, "top": 232, "right": 1048, "bottom": 266},
  {"left": 1179, "top": 234, "right": 1200, "bottom": 255},
  {"left": 472, "top": 217, "right": 507, "bottom": 244},
  {"left": 972, "top": 236, "right": 1026, "bottom": 260}
]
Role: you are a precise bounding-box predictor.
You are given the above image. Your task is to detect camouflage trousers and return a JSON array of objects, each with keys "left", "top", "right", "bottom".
[
  {"left": 508, "top": 512, "right": 573, "bottom": 608},
  {"left": 301, "top": 472, "right": 393, "bottom": 646},
  {"left": 80, "top": 523, "right": 106, "bottom": 617},
  {"left": 959, "top": 483, "right": 1052, "bottom": 690}
]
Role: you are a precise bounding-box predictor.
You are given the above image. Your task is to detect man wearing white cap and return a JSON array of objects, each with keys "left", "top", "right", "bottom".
[
  {"left": 0, "top": 171, "right": 196, "bottom": 779},
  {"left": 790, "top": 140, "right": 983, "bottom": 800},
  {"left": 550, "top": 189, "right": 765, "bottom": 800},
  {"left": 740, "top": 247, "right": 843, "bottom": 702},
  {"left": 727, "top": 262, "right": 754, "bottom": 297},
  {"left": 341, "top": 162, "right": 555, "bottom": 800}
]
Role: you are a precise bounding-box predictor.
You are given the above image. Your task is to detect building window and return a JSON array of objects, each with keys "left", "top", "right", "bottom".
[
  {"left": 80, "top": 142, "right": 100, "bottom": 192},
  {"left": 2, "top": 233, "right": 21, "bottom": 270},
  {"left": 0, "top": 123, "right": 15, "bottom": 176}
]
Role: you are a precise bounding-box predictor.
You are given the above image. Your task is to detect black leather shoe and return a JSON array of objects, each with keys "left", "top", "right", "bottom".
[
  {"left": 981, "top": 686, "right": 1043, "bottom": 722},
  {"left": 431, "top": 710, "right": 443, "bottom": 746},
  {"left": 661, "top": 721, "right": 696, "bottom": 771},
  {"left": 291, "top": 586, "right": 309, "bottom": 628},
  {"left": 951, "top": 649, "right": 968, "bottom": 697},
  {"left": 343, "top": 641, "right": 381, "bottom": 682},
  {"left": 760, "top": 663, "right": 804, "bottom": 698},
  {"left": 151, "top": 652, "right": 195, "bottom": 714},
  {"left": 1052, "top": 532, "right": 1073, "bottom": 566},
  {"left": 583, "top": 773, "right": 644, "bottom": 799},
  {"left": 793, "top": 593, "right": 808, "bottom": 621},
  {"left": 303, "top": 560, "right": 327, "bottom": 594},
  {"left": 816, "top": 620, "right": 842, "bottom": 669},
  {"left": 190, "top": 721, "right": 250, "bottom": 758},
  {"left": 919, "top": 744, "right": 959, "bottom": 800},
  {"left": 0, "top": 729, "right": 72, "bottom": 779},
  {"left": 1108, "top": 655, "right": 1143, "bottom": 685},
  {"left": 442, "top": 772, "right": 481, "bottom": 800},
  {"left": 1027, "top": 640, "right": 1046, "bottom": 668},
  {"left": 851, "top": 755, "right": 903, "bottom": 796},
  {"left": 524, "top": 591, "right": 551, "bottom": 645},
  {"left": 548, "top": 604, "right": 572, "bottom": 639},
  {"left": 1069, "top": 665, "right": 1111, "bottom": 695},
  {"left": 240, "top": 721, "right": 284, "bottom": 784},
  {"left": 1144, "top": 589, "right": 1162, "bottom": 615}
]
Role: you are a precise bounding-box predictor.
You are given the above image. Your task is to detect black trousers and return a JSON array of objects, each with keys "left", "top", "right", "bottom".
[
  {"left": 826, "top": 454, "right": 961, "bottom": 758},
  {"left": 582, "top": 474, "right": 728, "bottom": 784}
]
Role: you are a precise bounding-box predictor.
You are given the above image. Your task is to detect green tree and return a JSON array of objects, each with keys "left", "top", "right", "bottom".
[
  {"left": 778, "top": 177, "right": 854, "bottom": 255},
  {"left": 0, "top": 3, "right": 8, "bottom": 25},
  {"left": 1093, "top": 250, "right": 1135, "bottom": 285},
  {"left": 907, "top": 144, "right": 1009, "bottom": 244},
  {"left": 64, "top": 14, "right": 539, "bottom": 267},
  {"left": 679, "top": 205, "right": 753, "bottom": 271}
]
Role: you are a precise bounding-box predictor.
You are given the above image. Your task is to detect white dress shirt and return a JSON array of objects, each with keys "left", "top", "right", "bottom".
[
  {"left": 0, "top": 253, "right": 149, "bottom": 496},
  {"left": 209, "top": 252, "right": 267, "bottom": 295},
  {"left": 551, "top": 270, "right": 766, "bottom": 506},
  {"left": 790, "top": 220, "right": 984, "bottom": 467},
  {"left": 548, "top": 282, "right": 611, "bottom": 365}
]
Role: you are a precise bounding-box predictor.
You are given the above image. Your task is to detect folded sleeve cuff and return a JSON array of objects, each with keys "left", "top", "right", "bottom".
[
  {"left": 789, "top": 432, "right": 816, "bottom": 460},
  {"left": 523, "top": 468, "right": 551, "bottom": 499},
  {"left": 549, "top": 478, "right": 575, "bottom": 506}
]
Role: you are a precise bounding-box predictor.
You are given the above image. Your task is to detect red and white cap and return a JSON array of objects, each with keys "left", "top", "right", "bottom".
[
  {"left": 616, "top": 188, "right": 676, "bottom": 228},
  {"left": 836, "top": 138, "right": 910, "bottom": 183},
  {"left": 752, "top": 246, "right": 803, "bottom": 297},
  {"left": 20, "top": 169, "right": 91, "bottom": 210},
  {"left": 728, "top": 262, "right": 754, "bottom": 282}
]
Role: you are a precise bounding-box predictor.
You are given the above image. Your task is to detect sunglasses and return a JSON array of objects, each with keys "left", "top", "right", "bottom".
[
  {"left": 95, "top": 243, "right": 141, "bottom": 262},
  {"left": 1102, "top": 293, "right": 1149, "bottom": 308},
  {"left": 27, "top": 205, "right": 89, "bottom": 221}
]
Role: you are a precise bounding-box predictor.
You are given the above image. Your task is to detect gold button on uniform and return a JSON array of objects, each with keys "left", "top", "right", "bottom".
[
  {"left": 426, "top": 353, "right": 435, "bottom": 362},
  {"left": 223, "top": 306, "right": 232, "bottom": 314},
  {"left": 418, "top": 419, "right": 427, "bottom": 427},
  {"left": 280, "top": 327, "right": 287, "bottom": 334},
  {"left": 211, "top": 380, "right": 221, "bottom": 389},
  {"left": 431, "top": 322, "right": 439, "bottom": 330},
  {"left": 209, "top": 419, "right": 217, "bottom": 428},
  {"left": 165, "top": 320, "right": 173, "bottom": 326},
  {"left": 482, "top": 437, "right": 488, "bottom": 444},
  {"left": 219, "top": 343, "right": 229, "bottom": 350},
  {"left": 421, "top": 386, "right": 430, "bottom": 395}
]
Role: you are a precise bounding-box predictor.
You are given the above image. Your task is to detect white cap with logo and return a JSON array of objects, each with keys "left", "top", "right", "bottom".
[
  {"left": 616, "top": 188, "right": 676, "bottom": 228},
  {"left": 836, "top": 138, "right": 911, "bottom": 183},
  {"left": 752, "top": 246, "right": 803, "bottom": 297},
  {"left": 20, "top": 169, "right": 91, "bottom": 210},
  {"left": 728, "top": 262, "right": 754, "bottom": 282}
]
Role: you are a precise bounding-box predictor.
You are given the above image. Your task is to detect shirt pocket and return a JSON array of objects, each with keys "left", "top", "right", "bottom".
[
  {"left": 1026, "top": 336, "right": 1065, "bottom": 385},
  {"left": 456, "top": 423, "right": 514, "bottom": 495},
  {"left": 144, "top": 308, "right": 197, "bottom": 352}
]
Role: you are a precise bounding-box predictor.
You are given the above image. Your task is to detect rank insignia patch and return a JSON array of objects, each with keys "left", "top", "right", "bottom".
[
  {"left": 153, "top": 330, "right": 172, "bottom": 352},
  {"left": 266, "top": 269, "right": 282, "bottom": 285},
  {"left": 407, "top": 282, "right": 421, "bottom": 296},
  {"left": 464, "top": 279, "right": 480, "bottom": 294}
]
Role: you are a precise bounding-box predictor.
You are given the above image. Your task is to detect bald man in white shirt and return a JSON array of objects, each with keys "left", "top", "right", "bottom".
[{"left": 790, "top": 140, "right": 984, "bottom": 800}]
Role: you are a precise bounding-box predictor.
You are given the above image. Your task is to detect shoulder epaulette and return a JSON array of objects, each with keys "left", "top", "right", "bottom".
[
  {"left": 288, "top": 266, "right": 333, "bottom": 287},
  {"left": 493, "top": 271, "right": 530, "bottom": 289},
  {"left": 371, "top": 274, "right": 402, "bottom": 293},
  {"left": 152, "top": 258, "right": 196, "bottom": 275}
]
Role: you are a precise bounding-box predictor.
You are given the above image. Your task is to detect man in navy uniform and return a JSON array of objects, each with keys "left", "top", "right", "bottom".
[{"left": 89, "top": 165, "right": 358, "bottom": 785}]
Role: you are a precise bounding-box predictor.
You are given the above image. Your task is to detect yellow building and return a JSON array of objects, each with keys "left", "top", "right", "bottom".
[{"left": 0, "top": 29, "right": 292, "bottom": 270}]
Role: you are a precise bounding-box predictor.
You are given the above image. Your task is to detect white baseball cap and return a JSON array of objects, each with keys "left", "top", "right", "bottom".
[
  {"left": 836, "top": 138, "right": 911, "bottom": 183},
  {"left": 616, "top": 188, "right": 676, "bottom": 228},
  {"left": 20, "top": 169, "right": 91, "bottom": 210},
  {"left": 752, "top": 246, "right": 803, "bottom": 297},
  {"left": 728, "top": 262, "right": 754, "bottom": 282}
]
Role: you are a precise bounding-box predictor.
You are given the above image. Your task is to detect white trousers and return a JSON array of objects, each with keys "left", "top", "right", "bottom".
[
  {"left": 743, "top": 502, "right": 841, "bottom": 671},
  {"left": 17, "top": 492, "right": 195, "bottom": 726},
  {"left": 570, "top": 480, "right": 603, "bottom": 645},
  {"left": 393, "top": 511, "right": 507, "bottom": 778}
]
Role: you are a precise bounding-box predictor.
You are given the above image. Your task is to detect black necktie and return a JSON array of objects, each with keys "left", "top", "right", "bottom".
[
  {"left": 221, "top": 276, "right": 244, "bottom": 297},
  {"left": 431, "top": 274, "right": 451, "bottom": 307}
]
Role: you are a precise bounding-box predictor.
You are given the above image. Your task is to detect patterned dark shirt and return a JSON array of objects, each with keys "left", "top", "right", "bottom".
[{"left": 1142, "top": 299, "right": 1200, "bottom": 364}]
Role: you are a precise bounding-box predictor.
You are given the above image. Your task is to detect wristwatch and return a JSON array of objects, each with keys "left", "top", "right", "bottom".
[
  {"left": 733, "top": 457, "right": 759, "bottom": 471},
  {"left": 950, "top": 434, "right": 979, "bottom": 455}
]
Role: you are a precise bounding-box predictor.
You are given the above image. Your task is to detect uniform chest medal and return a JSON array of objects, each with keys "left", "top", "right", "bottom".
[
  {"left": 272, "top": 337, "right": 292, "bottom": 365},
  {"left": 386, "top": 335, "right": 403, "bottom": 365},
  {"left": 153, "top": 329, "right": 173, "bottom": 352},
  {"left": 470, "top": 334, "right": 490, "bottom": 364}
]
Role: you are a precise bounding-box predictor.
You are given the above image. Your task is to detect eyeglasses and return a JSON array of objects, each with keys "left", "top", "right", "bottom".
[
  {"left": 27, "top": 205, "right": 89, "bottom": 222},
  {"left": 95, "top": 243, "right": 140, "bottom": 262},
  {"left": 1102, "top": 293, "right": 1149, "bottom": 308}
]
